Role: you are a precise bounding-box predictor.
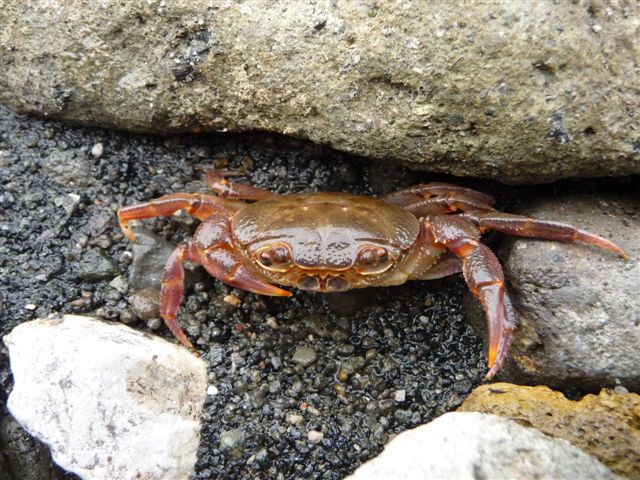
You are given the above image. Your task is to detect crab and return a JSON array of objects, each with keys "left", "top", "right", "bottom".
[{"left": 117, "top": 169, "right": 626, "bottom": 378}]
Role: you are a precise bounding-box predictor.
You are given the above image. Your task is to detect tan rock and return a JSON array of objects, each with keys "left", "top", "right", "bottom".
[
  {"left": 2, "top": 1, "right": 639, "bottom": 183},
  {"left": 459, "top": 382, "right": 640, "bottom": 479}
]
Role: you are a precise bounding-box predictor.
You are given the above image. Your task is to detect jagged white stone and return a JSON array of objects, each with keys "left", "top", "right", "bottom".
[
  {"left": 347, "top": 412, "right": 618, "bottom": 480},
  {"left": 4, "top": 315, "right": 207, "bottom": 480}
]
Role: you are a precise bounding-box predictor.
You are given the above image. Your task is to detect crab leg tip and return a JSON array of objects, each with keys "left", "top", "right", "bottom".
[
  {"left": 487, "top": 348, "right": 498, "bottom": 371},
  {"left": 576, "top": 230, "right": 627, "bottom": 258},
  {"left": 117, "top": 216, "right": 136, "bottom": 242},
  {"left": 124, "top": 228, "right": 136, "bottom": 242},
  {"left": 484, "top": 369, "right": 497, "bottom": 381}
]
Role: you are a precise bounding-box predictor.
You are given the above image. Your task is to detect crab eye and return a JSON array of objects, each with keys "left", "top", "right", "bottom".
[
  {"left": 255, "top": 244, "right": 293, "bottom": 272},
  {"left": 356, "top": 246, "right": 394, "bottom": 275}
]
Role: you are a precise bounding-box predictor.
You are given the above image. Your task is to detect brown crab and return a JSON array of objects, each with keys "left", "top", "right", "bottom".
[{"left": 118, "top": 170, "right": 625, "bottom": 378}]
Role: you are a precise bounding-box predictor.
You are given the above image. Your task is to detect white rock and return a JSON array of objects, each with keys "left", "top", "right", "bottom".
[
  {"left": 3, "top": 315, "right": 208, "bottom": 480},
  {"left": 347, "top": 412, "right": 618, "bottom": 480}
]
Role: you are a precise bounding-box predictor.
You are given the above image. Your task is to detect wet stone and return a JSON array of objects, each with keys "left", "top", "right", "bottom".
[
  {"left": 90, "top": 142, "right": 104, "bottom": 158},
  {"left": 307, "top": 430, "right": 324, "bottom": 444},
  {"left": 4, "top": 315, "right": 207, "bottom": 480},
  {"left": 292, "top": 346, "right": 318, "bottom": 367},
  {"left": 74, "top": 248, "right": 119, "bottom": 282},
  {"left": 128, "top": 287, "right": 160, "bottom": 320},
  {"left": 220, "top": 429, "right": 245, "bottom": 453},
  {"left": 128, "top": 228, "right": 176, "bottom": 291}
]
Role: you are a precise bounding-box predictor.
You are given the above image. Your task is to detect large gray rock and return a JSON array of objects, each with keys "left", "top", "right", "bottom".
[
  {"left": 347, "top": 412, "right": 618, "bottom": 480},
  {"left": 466, "top": 194, "right": 640, "bottom": 391},
  {"left": 1, "top": 1, "right": 639, "bottom": 183},
  {"left": 3, "top": 315, "right": 208, "bottom": 480}
]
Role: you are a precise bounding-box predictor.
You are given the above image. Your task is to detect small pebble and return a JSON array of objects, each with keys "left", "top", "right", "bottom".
[
  {"left": 394, "top": 390, "right": 406, "bottom": 402},
  {"left": 220, "top": 428, "right": 245, "bottom": 452},
  {"left": 286, "top": 413, "right": 303, "bottom": 425},
  {"left": 119, "top": 310, "right": 137, "bottom": 325},
  {"left": 91, "top": 143, "right": 104, "bottom": 158},
  {"left": 270, "top": 356, "right": 283, "bottom": 370},
  {"left": 207, "top": 385, "right": 219, "bottom": 396},
  {"left": 109, "top": 275, "right": 128, "bottom": 294},
  {"left": 223, "top": 294, "right": 241, "bottom": 307},
  {"left": 337, "top": 367, "right": 350, "bottom": 382},
  {"left": 266, "top": 315, "right": 279, "bottom": 328},
  {"left": 292, "top": 346, "right": 318, "bottom": 367},
  {"left": 146, "top": 318, "right": 162, "bottom": 330},
  {"left": 128, "top": 288, "right": 160, "bottom": 320},
  {"left": 307, "top": 430, "right": 324, "bottom": 444}
]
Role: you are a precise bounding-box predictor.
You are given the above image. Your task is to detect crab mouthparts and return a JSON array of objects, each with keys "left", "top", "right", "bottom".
[{"left": 297, "top": 274, "right": 349, "bottom": 292}]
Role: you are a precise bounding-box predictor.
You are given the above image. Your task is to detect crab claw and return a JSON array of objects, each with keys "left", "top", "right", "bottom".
[
  {"left": 429, "top": 216, "right": 517, "bottom": 379},
  {"left": 458, "top": 244, "right": 516, "bottom": 380}
]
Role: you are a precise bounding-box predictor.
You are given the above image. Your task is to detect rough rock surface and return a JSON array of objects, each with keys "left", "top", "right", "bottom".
[
  {"left": 2, "top": 1, "right": 639, "bottom": 183},
  {"left": 3, "top": 315, "right": 208, "bottom": 480},
  {"left": 459, "top": 383, "right": 640, "bottom": 479},
  {"left": 466, "top": 194, "right": 640, "bottom": 391},
  {"left": 347, "top": 411, "right": 618, "bottom": 480}
]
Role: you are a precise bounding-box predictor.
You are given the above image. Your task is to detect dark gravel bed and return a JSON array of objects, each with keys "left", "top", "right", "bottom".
[{"left": 1, "top": 104, "right": 636, "bottom": 479}]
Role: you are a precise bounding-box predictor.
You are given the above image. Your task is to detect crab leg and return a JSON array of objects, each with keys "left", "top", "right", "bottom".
[
  {"left": 384, "top": 183, "right": 496, "bottom": 207},
  {"left": 199, "top": 168, "right": 277, "bottom": 200},
  {"left": 416, "top": 252, "right": 463, "bottom": 280},
  {"left": 402, "top": 194, "right": 496, "bottom": 218},
  {"left": 117, "top": 193, "right": 242, "bottom": 241},
  {"left": 470, "top": 212, "right": 627, "bottom": 257},
  {"left": 428, "top": 215, "right": 517, "bottom": 379},
  {"left": 160, "top": 216, "right": 291, "bottom": 348},
  {"left": 160, "top": 241, "right": 200, "bottom": 348}
]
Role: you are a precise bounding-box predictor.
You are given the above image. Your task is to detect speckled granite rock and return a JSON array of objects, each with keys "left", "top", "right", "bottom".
[
  {"left": 459, "top": 383, "right": 640, "bottom": 479},
  {"left": 466, "top": 194, "right": 640, "bottom": 390},
  {"left": 3, "top": 315, "right": 208, "bottom": 480},
  {"left": 2, "top": 1, "right": 639, "bottom": 183},
  {"left": 347, "top": 411, "right": 618, "bottom": 480}
]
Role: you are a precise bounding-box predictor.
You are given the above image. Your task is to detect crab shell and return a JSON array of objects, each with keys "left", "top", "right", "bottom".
[{"left": 231, "top": 192, "right": 436, "bottom": 292}]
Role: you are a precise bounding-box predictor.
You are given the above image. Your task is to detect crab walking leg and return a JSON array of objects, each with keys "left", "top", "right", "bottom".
[
  {"left": 200, "top": 169, "right": 277, "bottom": 200},
  {"left": 415, "top": 253, "right": 463, "bottom": 280},
  {"left": 384, "top": 182, "right": 496, "bottom": 208},
  {"left": 429, "top": 216, "right": 517, "bottom": 379},
  {"left": 401, "top": 194, "right": 496, "bottom": 218},
  {"left": 160, "top": 241, "right": 201, "bottom": 348},
  {"left": 472, "top": 212, "right": 627, "bottom": 257},
  {"left": 117, "top": 193, "right": 242, "bottom": 241}
]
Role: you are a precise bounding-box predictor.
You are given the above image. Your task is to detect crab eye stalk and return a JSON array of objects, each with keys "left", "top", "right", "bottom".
[
  {"left": 355, "top": 245, "right": 394, "bottom": 275},
  {"left": 255, "top": 243, "right": 293, "bottom": 272}
]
